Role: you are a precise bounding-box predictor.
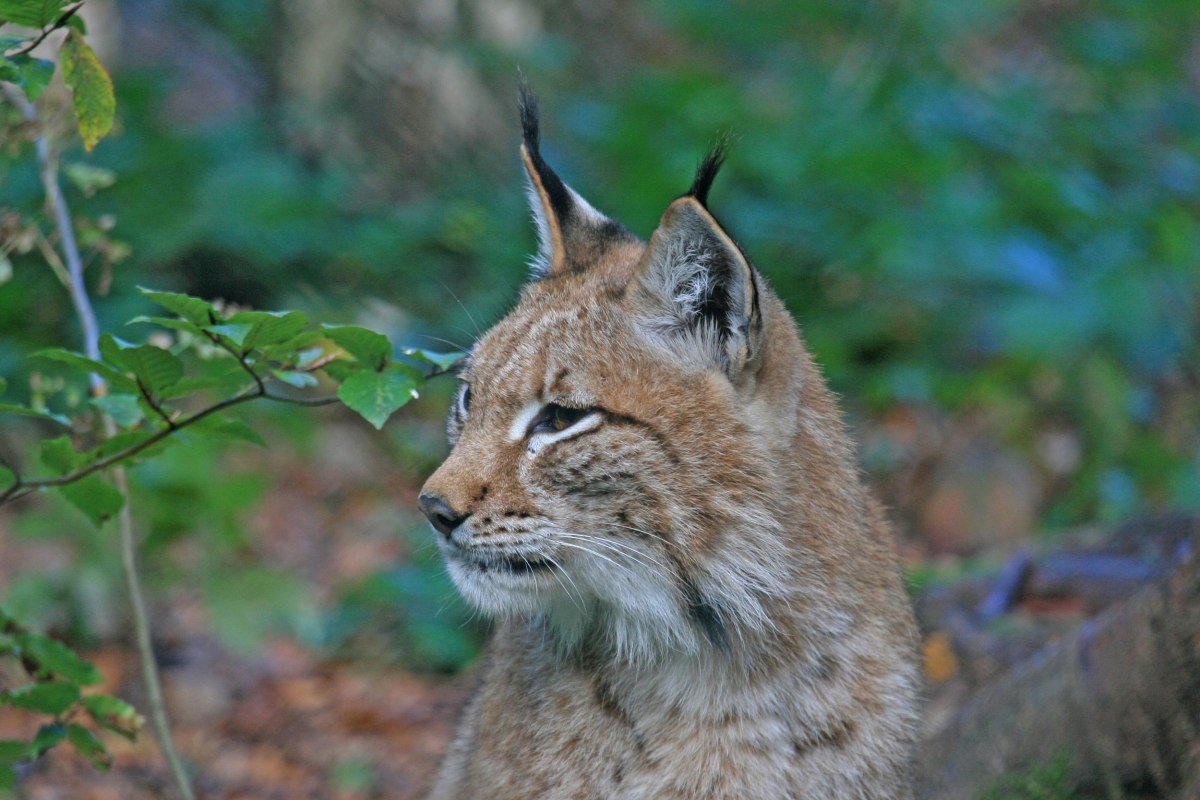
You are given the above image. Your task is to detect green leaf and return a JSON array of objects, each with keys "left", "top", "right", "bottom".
[
  {"left": 337, "top": 368, "right": 421, "bottom": 430},
  {"left": 323, "top": 325, "right": 392, "bottom": 370},
  {"left": 31, "top": 723, "right": 66, "bottom": 756},
  {"left": 206, "top": 323, "right": 254, "bottom": 347},
  {"left": 128, "top": 315, "right": 205, "bottom": 336},
  {"left": 57, "top": 475, "right": 124, "bottom": 527},
  {"left": 2, "top": 54, "right": 54, "bottom": 102},
  {"left": 271, "top": 369, "right": 317, "bottom": 389},
  {"left": 402, "top": 348, "right": 466, "bottom": 371},
  {"left": 90, "top": 394, "right": 145, "bottom": 428},
  {"left": 239, "top": 310, "right": 308, "bottom": 349},
  {"left": 31, "top": 348, "right": 137, "bottom": 391},
  {"left": 319, "top": 359, "right": 361, "bottom": 383},
  {"left": 99, "top": 335, "right": 182, "bottom": 393},
  {"left": 17, "top": 633, "right": 102, "bottom": 686},
  {"left": 188, "top": 415, "right": 267, "bottom": 447},
  {"left": 136, "top": 288, "right": 217, "bottom": 326},
  {"left": 0, "top": 402, "right": 70, "bottom": 426},
  {"left": 0, "top": 0, "right": 67, "bottom": 27},
  {"left": 259, "top": 330, "right": 323, "bottom": 361},
  {"left": 40, "top": 435, "right": 78, "bottom": 474},
  {"left": 159, "top": 366, "right": 250, "bottom": 401},
  {"left": 66, "top": 723, "right": 109, "bottom": 771},
  {"left": 61, "top": 29, "right": 115, "bottom": 152},
  {"left": 83, "top": 694, "right": 142, "bottom": 740},
  {"left": 3, "top": 683, "right": 79, "bottom": 716},
  {"left": 0, "top": 740, "right": 27, "bottom": 764},
  {"left": 0, "top": 763, "right": 14, "bottom": 790},
  {"left": 0, "top": 377, "right": 6, "bottom": 395},
  {"left": 0, "top": 466, "right": 13, "bottom": 489}
]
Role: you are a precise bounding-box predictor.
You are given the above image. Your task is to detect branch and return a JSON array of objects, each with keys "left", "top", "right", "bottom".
[
  {"left": 0, "top": 385, "right": 342, "bottom": 505},
  {"left": 137, "top": 378, "right": 177, "bottom": 429},
  {"left": 202, "top": 328, "right": 264, "bottom": 394},
  {"left": 2, "top": 2, "right": 85, "bottom": 59}
]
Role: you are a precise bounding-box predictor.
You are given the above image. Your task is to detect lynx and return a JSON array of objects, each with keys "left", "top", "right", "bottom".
[{"left": 418, "top": 86, "right": 919, "bottom": 799}]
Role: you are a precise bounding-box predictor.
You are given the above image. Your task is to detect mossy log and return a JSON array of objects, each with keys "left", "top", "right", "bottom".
[{"left": 916, "top": 532, "right": 1200, "bottom": 799}]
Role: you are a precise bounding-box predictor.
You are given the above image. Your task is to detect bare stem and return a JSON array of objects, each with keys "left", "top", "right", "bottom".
[
  {"left": 3, "top": 81, "right": 196, "bottom": 800},
  {"left": 109, "top": 446, "right": 195, "bottom": 800}
]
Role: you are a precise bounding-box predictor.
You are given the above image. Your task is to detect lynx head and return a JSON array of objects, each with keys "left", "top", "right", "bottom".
[{"left": 419, "top": 86, "right": 820, "bottom": 666}]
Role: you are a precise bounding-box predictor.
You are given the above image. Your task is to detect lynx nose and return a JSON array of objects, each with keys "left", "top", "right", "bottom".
[{"left": 418, "top": 493, "right": 469, "bottom": 537}]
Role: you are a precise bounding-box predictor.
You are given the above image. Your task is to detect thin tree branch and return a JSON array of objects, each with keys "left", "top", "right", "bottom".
[
  {"left": 110, "top": 460, "right": 190, "bottom": 800},
  {"left": 2, "top": 2, "right": 85, "bottom": 59},
  {"left": 202, "top": 329, "right": 265, "bottom": 394},
  {"left": 0, "top": 385, "right": 344, "bottom": 504}
]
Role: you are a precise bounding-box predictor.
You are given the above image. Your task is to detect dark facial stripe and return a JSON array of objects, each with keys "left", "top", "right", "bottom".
[
  {"left": 597, "top": 407, "right": 682, "bottom": 468},
  {"left": 680, "top": 574, "right": 730, "bottom": 651}
]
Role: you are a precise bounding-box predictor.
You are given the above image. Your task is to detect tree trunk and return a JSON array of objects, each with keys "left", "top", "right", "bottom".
[{"left": 915, "top": 537, "right": 1200, "bottom": 799}]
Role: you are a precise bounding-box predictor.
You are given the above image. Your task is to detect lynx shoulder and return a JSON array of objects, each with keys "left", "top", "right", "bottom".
[{"left": 419, "top": 85, "right": 919, "bottom": 799}]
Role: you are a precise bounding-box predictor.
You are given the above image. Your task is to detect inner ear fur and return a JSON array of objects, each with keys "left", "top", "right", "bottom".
[
  {"left": 521, "top": 143, "right": 569, "bottom": 276},
  {"left": 634, "top": 197, "right": 763, "bottom": 379}
]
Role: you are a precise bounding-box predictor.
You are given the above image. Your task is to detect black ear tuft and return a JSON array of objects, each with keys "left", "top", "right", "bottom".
[
  {"left": 688, "top": 135, "right": 731, "bottom": 207},
  {"left": 517, "top": 77, "right": 573, "bottom": 230},
  {"left": 518, "top": 74, "right": 541, "bottom": 156}
]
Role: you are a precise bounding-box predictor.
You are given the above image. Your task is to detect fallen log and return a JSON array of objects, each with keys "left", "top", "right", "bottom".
[{"left": 915, "top": 533, "right": 1200, "bottom": 799}]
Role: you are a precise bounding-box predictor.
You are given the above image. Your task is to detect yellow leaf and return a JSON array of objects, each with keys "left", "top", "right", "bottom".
[{"left": 61, "top": 29, "right": 115, "bottom": 151}]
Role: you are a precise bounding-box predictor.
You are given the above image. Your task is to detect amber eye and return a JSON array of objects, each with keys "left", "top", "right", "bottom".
[{"left": 529, "top": 403, "right": 591, "bottom": 435}]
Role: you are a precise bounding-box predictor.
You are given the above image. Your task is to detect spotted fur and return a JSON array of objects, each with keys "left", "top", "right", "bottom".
[{"left": 421, "top": 89, "right": 918, "bottom": 799}]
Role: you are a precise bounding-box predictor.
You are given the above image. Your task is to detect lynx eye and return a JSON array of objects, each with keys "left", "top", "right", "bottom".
[
  {"left": 529, "top": 403, "right": 592, "bottom": 435},
  {"left": 457, "top": 384, "right": 471, "bottom": 416}
]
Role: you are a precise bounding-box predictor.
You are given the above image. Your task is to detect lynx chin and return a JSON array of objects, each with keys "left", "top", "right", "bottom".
[{"left": 419, "top": 84, "right": 919, "bottom": 799}]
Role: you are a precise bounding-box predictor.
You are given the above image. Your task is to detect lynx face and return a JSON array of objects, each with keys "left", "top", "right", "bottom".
[{"left": 420, "top": 93, "right": 790, "bottom": 664}]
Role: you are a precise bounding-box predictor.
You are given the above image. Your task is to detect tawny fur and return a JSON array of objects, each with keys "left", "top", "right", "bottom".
[{"left": 421, "top": 102, "right": 918, "bottom": 799}]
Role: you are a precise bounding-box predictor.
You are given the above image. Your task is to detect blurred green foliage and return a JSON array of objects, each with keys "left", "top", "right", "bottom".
[
  {"left": 1, "top": 0, "right": 1198, "bottom": 672},
  {"left": 981, "top": 752, "right": 1081, "bottom": 800}
]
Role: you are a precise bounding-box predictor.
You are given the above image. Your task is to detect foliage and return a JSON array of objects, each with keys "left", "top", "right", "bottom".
[
  {"left": 1, "top": 286, "right": 461, "bottom": 515},
  {"left": 2, "top": 8, "right": 462, "bottom": 785},
  {"left": 981, "top": 753, "right": 1082, "bottom": 800},
  {"left": 0, "top": 0, "right": 114, "bottom": 148},
  {"left": 0, "top": 609, "right": 143, "bottom": 789}
]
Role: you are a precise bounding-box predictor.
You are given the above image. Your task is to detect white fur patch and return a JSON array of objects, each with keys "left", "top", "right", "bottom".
[
  {"left": 567, "top": 185, "right": 607, "bottom": 225},
  {"left": 508, "top": 401, "right": 544, "bottom": 442},
  {"left": 527, "top": 411, "right": 602, "bottom": 455},
  {"left": 524, "top": 183, "right": 553, "bottom": 279}
]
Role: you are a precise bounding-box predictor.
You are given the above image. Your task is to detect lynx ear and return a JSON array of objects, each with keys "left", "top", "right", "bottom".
[
  {"left": 519, "top": 82, "right": 628, "bottom": 278},
  {"left": 634, "top": 145, "right": 761, "bottom": 379}
]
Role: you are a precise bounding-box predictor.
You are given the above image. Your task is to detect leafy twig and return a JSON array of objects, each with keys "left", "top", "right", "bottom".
[
  {"left": 2, "top": 1, "right": 85, "bottom": 59},
  {"left": 136, "top": 378, "right": 177, "bottom": 429},
  {"left": 8, "top": 80, "right": 197, "bottom": 800},
  {"left": 0, "top": 384, "right": 341, "bottom": 506}
]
